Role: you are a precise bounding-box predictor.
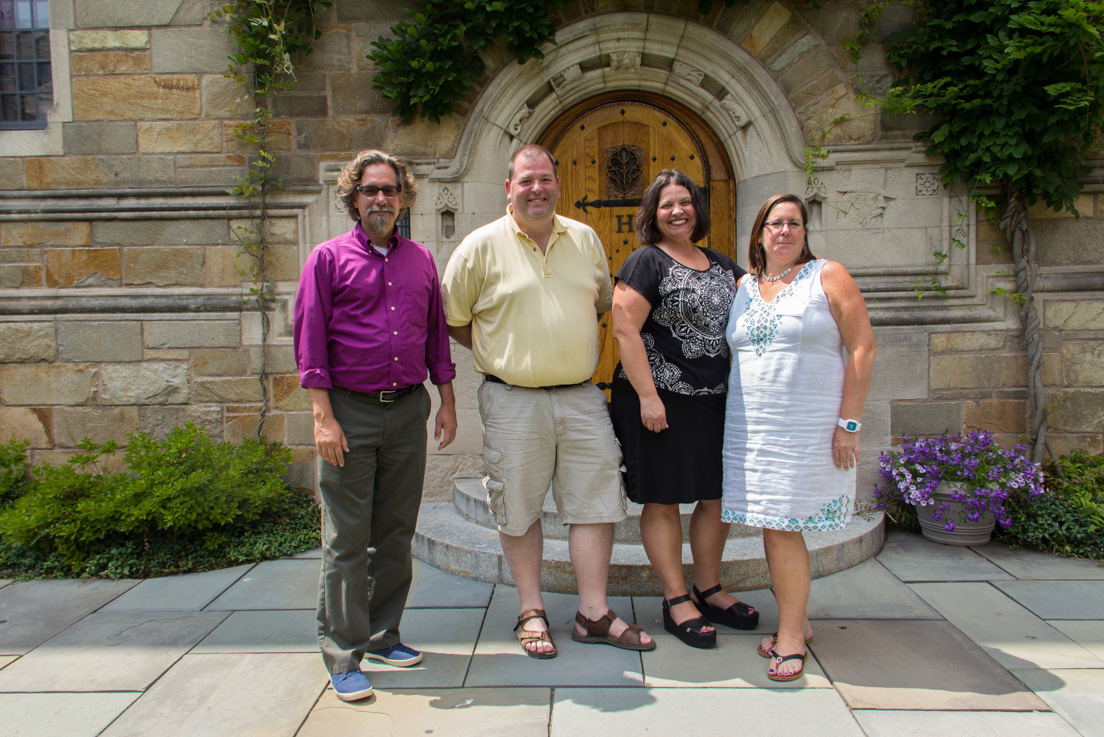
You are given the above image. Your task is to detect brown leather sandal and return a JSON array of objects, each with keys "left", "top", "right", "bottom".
[
  {"left": 571, "top": 609, "right": 656, "bottom": 651},
  {"left": 514, "top": 608, "right": 557, "bottom": 659}
]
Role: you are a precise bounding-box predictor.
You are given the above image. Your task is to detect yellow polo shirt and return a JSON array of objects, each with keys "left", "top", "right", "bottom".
[{"left": 442, "top": 211, "right": 613, "bottom": 387}]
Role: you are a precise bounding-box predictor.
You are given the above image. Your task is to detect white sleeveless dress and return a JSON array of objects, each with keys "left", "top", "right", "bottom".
[{"left": 721, "top": 259, "right": 855, "bottom": 531}]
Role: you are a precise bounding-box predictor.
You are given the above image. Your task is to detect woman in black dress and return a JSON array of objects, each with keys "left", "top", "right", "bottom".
[{"left": 610, "top": 170, "right": 759, "bottom": 648}]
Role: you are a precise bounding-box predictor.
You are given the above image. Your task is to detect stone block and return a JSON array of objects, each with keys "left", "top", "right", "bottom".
[
  {"left": 58, "top": 321, "right": 143, "bottom": 362},
  {"left": 0, "top": 407, "right": 51, "bottom": 447},
  {"left": 52, "top": 406, "right": 140, "bottom": 446},
  {"left": 69, "top": 30, "right": 150, "bottom": 51},
  {"left": 0, "top": 247, "right": 37, "bottom": 263},
  {"left": 337, "top": 0, "right": 410, "bottom": 21},
  {"left": 176, "top": 168, "right": 244, "bottom": 189},
  {"left": 889, "top": 402, "right": 964, "bottom": 437},
  {"left": 2, "top": 222, "right": 91, "bottom": 247},
  {"left": 742, "top": 1, "right": 792, "bottom": 55},
  {"left": 963, "top": 400, "right": 1026, "bottom": 434},
  {"left": 223, "top": 120, "right": 295, "bottom": 152},
  {"left": 1034, "top": 218, "right": 1104, "bottom": 265},
  {"left": 0, "top": 264, "right": 39, "bottom": 286},
  {"left": 44, "top": 248, "right": 121, "bottom": 287},
  {"left": 70, "top": 51, "right": 151, "bottom": 75},
  {"left": 1064, "top": 341, "right": 1104, "bottom": 386},
  {"left": 76, "top": 0, "right": 205, "bottom": 27},
  {"left": 1046, "top": 301, "right": 1104, "bottom": 331},
  {"left": 31, "top": 448, "right": 128, "bottom": 472},
  {"left": 1048, "top": 433, "right": 1103, "bottom": 458},
  {"left": 0, "top": 364, "right": 98, "bottom": 406},
  {"left": 144, "top": 320, "right": 239, "bottom": 349},
  {"left": 204, "top": 246, "right": 248, "bottom": 287},
  {"left": 269, "top": 152, "right": 321, "bottom": 185},
  {"left": 249, "top": 345, "right": 298, "bottom": 375},
  {"left": 230, "top": 217, "right": 298, "bottom": 245},
  {"left": 94, "top": 218, "right": 229, "bottom": 247},
  {"left": 25, "top": 156, "right": 176, "bottom": 189},
  {"left": 295, "top": 118, "right": 389, "bottom": 152},
  {"left": 177, "top": 154, "right": 247, "bottom": 168},
  {"left": 869, "top": 328, "right": 927, "bottom": 400},
  {"left": 273, "top": 94, "right": 328, "bottom": 119},
  {"left": 329, "top": 73, "right": 393, "bottom": 116},
  {"left": 193, "top": 348, "right": 249, "bottom": 376},
  {"left": 226, "top": 413, "right": 285, "bottom": 443},
  {"left": 285, "top": 412, "right": 313, "bottom": 445},
  {"left": 137, "top": 121, "right": 221, "bottom": 153},
  {"left": 272, "top": 374, "right": 310, "bottom": 410},
  {"left": 0, "top": 323, "right": 55, "bottom": 363},
  {"left": 294, "top": 28, "right": 351, "bottom": 72},
  {"left": 0, "top": 157, "right": 24, "bottom": 189},
  {"left": 1049, "top": 391, "right": 1104, "bottom": 434},
  {"left": 1028, "top": 195, "right": 1092, "bottom": 219},
  {"left": 144, "top": 349, "right": 189, "bottom": 360},
  {"left": 801, "top": 6, "right": 858, "bottom": 46},
  {"left": 201, "top": 76, "right": 252, "bottom": 120},
  {"left": 931, "top": 331, "right": 1006, "bottom": 353},
  {"left": 100, "top": 362, "right": 189, "bottom": 405},
  {"left": 63, "top": 122, "right": 138, "bottom": 155},
  {"left": 139, "top": 404, "right": 223, "bottom": 441},
  {"left": 123, "top": 247, "right": 204, "bottom": 287},
  {"left": 392, "top": 115, "right": 463, "bottom": 158},
  {"left": 193, "top": 377, "right": 264, "bottom": 403},
  {"left": 150, "top": 29, "right": 236, "bottom": 74},
  {"left": 931, "top": 354, "right": 1026, "bottom": 390},
  {"left": 72, "top": 76, "right": 201, "bottom": 121}
]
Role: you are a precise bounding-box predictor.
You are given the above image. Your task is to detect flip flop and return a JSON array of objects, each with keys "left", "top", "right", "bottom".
[
  {"left": 514, "top": 608, "right": 557, "bottom": 659},
  {"left": 571, "top": 609, "right": 656, "bottom": 651},
  {"left": 767, "top": 649, "right": 807, "bottom": 682},
  {"left": 757, "top": 631, "right": 814, "bottom": 658}
]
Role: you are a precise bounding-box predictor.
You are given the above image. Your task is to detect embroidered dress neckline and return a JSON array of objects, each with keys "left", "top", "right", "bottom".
[
  {"left": 651, "top": 244, "right": 712, "bottom": 272},
  {"left": 753, "top": 260, "right": 815, "bottom": 305}
]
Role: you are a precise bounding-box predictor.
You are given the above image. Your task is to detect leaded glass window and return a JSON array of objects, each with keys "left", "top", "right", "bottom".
[{"left": 0, "top": 0, "right": 51, "bottom": 130}]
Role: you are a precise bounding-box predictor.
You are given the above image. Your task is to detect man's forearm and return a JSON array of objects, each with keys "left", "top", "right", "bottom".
[{"left": 448, "top": 323, "right": 473, "bottom": 350}]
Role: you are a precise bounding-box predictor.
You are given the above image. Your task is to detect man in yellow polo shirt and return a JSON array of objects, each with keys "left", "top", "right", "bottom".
[{"left": 442, "top": 144, "right": 654, "bottom": 659}]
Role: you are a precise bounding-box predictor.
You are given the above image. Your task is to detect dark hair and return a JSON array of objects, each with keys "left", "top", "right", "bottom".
[
  {"left": 747, "top": 193, "right": 814, "bottom": 275},
  {"left": 507, "top": 144, "right": 557, "bottom": 181},
  {"left": 634, "top": 170, "right": 711, "bottom": 245},
  {"left": 336, "top": 149, "right": 418, "bottom": 222}
]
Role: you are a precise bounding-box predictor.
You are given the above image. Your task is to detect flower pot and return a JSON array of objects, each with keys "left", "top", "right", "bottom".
[{"left": 916, "top": 485, "right": 996, "bottom": 546}]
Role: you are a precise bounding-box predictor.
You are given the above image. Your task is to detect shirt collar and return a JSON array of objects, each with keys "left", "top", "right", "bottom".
[
  {"left": 353, "top": 222, "right": 401, "bottom": 253},
  {"left": 505, "top": 205, "right": 566, "bottom": 244}
]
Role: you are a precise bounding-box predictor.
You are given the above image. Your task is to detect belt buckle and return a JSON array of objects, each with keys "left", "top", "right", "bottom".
[{"left": 378, "top": 389, "right": 398, "bottom": 403}]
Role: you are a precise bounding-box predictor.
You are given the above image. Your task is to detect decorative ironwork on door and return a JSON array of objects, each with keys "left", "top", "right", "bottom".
[{"left": 605, "top": 145, "right": 644, "bottom": 198}]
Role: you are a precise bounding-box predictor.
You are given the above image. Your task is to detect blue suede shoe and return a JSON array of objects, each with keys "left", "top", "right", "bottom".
[
  {"left": 365, "top": 643, "right": 423, "bottom": 667},
  {"left": 330, "top": 670, "right": 373, "bottom": 701}
]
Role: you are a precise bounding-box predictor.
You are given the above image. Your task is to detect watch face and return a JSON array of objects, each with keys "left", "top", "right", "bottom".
[{"left": 845, "top": 420, "right": 859, "bottom": 432}]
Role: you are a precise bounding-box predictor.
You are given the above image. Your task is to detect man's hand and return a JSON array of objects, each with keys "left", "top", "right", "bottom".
[
  {"left": 309, "top": 387, "right": 348, "bottom": 467},
  {"left": 434, "top": 381, "right": 458, "bottom": 450}
]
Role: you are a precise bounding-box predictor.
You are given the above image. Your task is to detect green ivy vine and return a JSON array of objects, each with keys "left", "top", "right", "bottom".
[{"left": 210, "top": 0, "right": 330, "bottom": 437}]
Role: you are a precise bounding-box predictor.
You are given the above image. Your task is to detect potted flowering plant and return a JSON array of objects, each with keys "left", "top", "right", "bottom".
[{"left": 873, "top": 430, "right": 1046, "bottom": 546}]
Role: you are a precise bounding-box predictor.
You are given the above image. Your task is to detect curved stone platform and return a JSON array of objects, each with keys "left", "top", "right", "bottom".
[{"left": 414, "top": 477, "right": 886, "bottom": 596}]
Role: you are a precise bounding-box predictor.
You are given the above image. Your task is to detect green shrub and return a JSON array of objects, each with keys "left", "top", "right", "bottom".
[
  {"left": 0, "top": 437, "right": 32, "bottom": 506},
  {"left": 0, "top": 423, "right": 320, "bottom": 578}
]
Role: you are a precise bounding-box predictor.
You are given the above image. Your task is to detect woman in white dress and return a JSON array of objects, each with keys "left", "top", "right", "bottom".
[{"left": 721, "top": 194, "right": 876, "bottom": 681}]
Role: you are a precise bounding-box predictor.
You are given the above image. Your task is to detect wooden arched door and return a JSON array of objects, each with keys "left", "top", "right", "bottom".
[{"left": 536, "top": 93, "right": 737, "bottom": 389}]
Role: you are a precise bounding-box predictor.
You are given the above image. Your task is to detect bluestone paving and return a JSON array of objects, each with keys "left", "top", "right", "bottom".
[
  {"left": 364, "top": 607, "right": 484, "bottom": 689},
  {"left": 0, "top": 656, "right": 13, "bottom": 670},
  {"left": 876, "top": 532, "right": 1015, "bottom": 581},
  {"left": 203, "top": 558, "right": 318, "bottom": 610},
  {"left": 1013, "top": 668, "right": 1104, "bottom": 737},
  {"left": 407, "top": 557, "right": 494, "bottom": 608},
  {"left": 806, "top": 558, "right": 941, "bottom": 619},
  {"left": 909, "top": 582, "right": 1104, "bottom": 669},
  {"left": 466, "top": 588, "right": 647, "bottom": 687},
  {"left": 0, "top": 611, "right": 228, "bottom": 692},
  {"left": 0, "top": 693, "right": 140, "bottom": 737},
  {"left": 290, "top": 546, "right": 322, "bottom": 559},
  {"left": 0, "top": 579, "right": 137, "bottom": 654},
  {"left": 101, "top": 564, "right": 254, "bottom": 612},
  {"left": 977, "top": 542, "right": 1104, "bottom": 580},
  {"left": 640, "top": 631, "right": 830, "bottom": 688},
  {"left": 193, "top": 609, "right": 316, "bottom": 653},
  {"left": 810, "top": 619, "right": 1048, "bottom": 710},
  {"left": 852, "top": 709, "right": 1083, "bottom": 736},
  {"left": 1048, "top": 620, "right": 1104, "bottom": 661},
  {"left": 98, "top": 653, "right": 325, "bottom": 737},
  {"left": 993, "top": 581, "right": 1104, "bottom": 620},
  {"left": 0, "top": 580, "right": 8, "bottom": 589},
  {"left": 551, "top": 687, "right": 864, "bottom": 737},
  {"left": 298, "top": 688, "right": 550, "bottom": 737}
]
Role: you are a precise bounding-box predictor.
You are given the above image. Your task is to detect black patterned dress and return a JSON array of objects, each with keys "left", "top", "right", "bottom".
[{"left": 610, "top": 245, "right": 743, "bottom": 504}]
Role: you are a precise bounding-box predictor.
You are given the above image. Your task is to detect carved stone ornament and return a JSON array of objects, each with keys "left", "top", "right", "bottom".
[
  {"left": 435, "top": 186, "right": 459, "bottom": 211},
  {"left": 672, "top": 60, "right": 704, "bottom": 86},
  {"left": 550, "top": 63, "right": 582, "bottom": 90},
  {"left": 609, "top": 50, "right": 641, "bottom": 72},
  {"left": 916, "top": 173, "right": 941, "bottom": 196},
  {"left": 836, "top": 190, "right": 896, "bottom": 231},
  {"left": 805, "top": 177, "right": 828, "bottom": 202},
  {"left": 508, "top": 105, "right": 532, "bottom": 137},
  {"left": 720, "top": 97, "right": 751, "bottom": 129}
]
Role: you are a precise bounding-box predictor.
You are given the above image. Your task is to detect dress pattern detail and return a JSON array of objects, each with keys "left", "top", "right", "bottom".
[
  {"left": 652, "top": 261, "right": 735, "bottom": 360},
  {"left": 721, "top": 493, "right": 851, "bottom": 531},
  {"left": 742, "top": 261, "right": 815, "bottom": 357}
]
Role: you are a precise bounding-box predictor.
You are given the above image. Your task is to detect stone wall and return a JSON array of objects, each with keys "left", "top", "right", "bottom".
[{"left": 0, "top": 0, "right": 1101, "bottom": 499}]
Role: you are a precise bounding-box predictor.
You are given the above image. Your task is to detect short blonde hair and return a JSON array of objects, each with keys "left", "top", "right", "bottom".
[{"left": 336, "top": 150, "right": 418, "bottom": 222}]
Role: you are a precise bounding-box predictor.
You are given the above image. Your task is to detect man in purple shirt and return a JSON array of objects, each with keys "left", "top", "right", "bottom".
[{"left": 294, "top": 149, "right": 457, "bottom": 702}]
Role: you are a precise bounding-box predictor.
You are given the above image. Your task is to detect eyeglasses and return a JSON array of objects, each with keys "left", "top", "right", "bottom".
[
  {"left": 763, "top": 220, "right": 805, "bottom": 231},
  {"left": 355, "top": 184, "right": 402, "bottom": 198}
]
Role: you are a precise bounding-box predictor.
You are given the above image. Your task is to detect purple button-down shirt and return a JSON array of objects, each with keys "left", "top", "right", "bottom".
[{"left": 293, "top": 223, "right": 456, "bottom": 393}]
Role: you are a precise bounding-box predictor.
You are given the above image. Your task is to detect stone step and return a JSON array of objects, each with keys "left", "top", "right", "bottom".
[
  {"left": 413, "top": 500, "right": 886, "bottom": 596},
  {"left": 452, "top": 476, "right": 761, "bottom": 543}
]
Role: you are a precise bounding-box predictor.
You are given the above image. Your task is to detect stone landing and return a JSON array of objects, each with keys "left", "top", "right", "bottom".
[{"left": 414, "top": 476, "right": 886, "bottom": 596}]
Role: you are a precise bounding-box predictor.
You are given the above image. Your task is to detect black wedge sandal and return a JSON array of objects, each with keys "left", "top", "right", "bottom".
[
  {"left": 692, "top": 584, "right": 760, "bottom": 630},
  {"left": 662, "top": 594, "right": 717, "bottom": 649}
]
